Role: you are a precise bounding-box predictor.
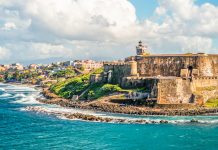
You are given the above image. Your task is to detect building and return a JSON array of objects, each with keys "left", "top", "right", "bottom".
[
  {"left": 0, "top": 65, "right": 6, "bottom": 72},
  {"left": 29, "top": 64, "right": 38, "bottom": 70},
  {"left": 136, "top": 40, "right": 150, "bottom": 56},
  {"left": 74, "top": 60, "right": 103, "bottom": 72},
  {"left": 103, "top": 41, "right": 218, "bottom": 105},
  {"left": 10, "top": 63, "right": 24, "bottom": 71},
  {"left": 63, "top": 61, "right": 74, "bottom": 66}
]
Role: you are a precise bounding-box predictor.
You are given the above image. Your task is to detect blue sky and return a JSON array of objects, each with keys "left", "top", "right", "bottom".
[
  {"left": 129, "top": 0, "right": 158, "bottom": 20},
  {"left": 129, "top": 0, "right": 218, "bottom": 51},
  {"left": 0, "top": 0, "right": 218, "bottom": 64},
  {"left": 130, "top": 0, "right": 218, "bottom": 20}
]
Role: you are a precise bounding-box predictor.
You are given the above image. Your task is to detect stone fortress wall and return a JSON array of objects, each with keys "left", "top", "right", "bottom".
[
  {"left": 103, "top": 61, "right": 138, "bottom": 84},
  {"left": 157, "top": 77, "right": 218, "bottom": 104},
  {"left": 136, "top": 55, "right": 198, "bottom": 77},
  {"left": 101, "top": 42, "right": 218, "bottom": 105},
  {"left": 133, "top": 54, "right": 218, "bottom": 77}
]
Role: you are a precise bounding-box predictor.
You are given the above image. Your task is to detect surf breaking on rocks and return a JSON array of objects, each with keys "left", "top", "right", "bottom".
[
  {"left": 2, "top": 83, "right": 218, "bottom": 125},
  {"left": 23, "top": 106, "right": 218, "bottom": 125}
]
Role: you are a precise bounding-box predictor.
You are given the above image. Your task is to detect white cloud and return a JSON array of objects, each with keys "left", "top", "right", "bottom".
[
  {"left": 156, "top": 0, "right": 197, "bottom": 20},
  {"left": 29, "top": 43, "right": 74, "bottom": 59},
  {"left": 154, "top": 0, "right": 218, "bottom": 37},
  {"left": 1, "top": 22, "right": 17, "bottom": 30},
  {"left": 140, "top": 0, "right": 218, "bottom": 53},
  {"left": 0, "top": 0, "right": 218, "bottom": 63},
  {"left": 0, "top": 46, "right": 11, "bottom": 60},
  {"left": 0, "top": 0, "right": 140, "bottom": 63},
  {"left": 17, "top": 0, "right": 139, "bottom": 42},
  {"left": 155, "top": 7, "right": 166, "bottom": 16}
]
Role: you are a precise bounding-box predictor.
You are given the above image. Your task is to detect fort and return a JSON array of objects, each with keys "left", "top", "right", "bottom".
[{"left": 100, "top": 41, "right": 218, "bottom": 105}]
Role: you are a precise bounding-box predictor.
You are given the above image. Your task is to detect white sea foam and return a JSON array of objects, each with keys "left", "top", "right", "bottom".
[
  {"left": 3, "top": 83, "right": 218, "bottom": 125},
  {"left": 0, "top": 93, "right": 12, "bottom": 98},
  {"left": 4, "top": 86, "right": 36, "bottom": 93},
  {"left": 12, "top": 93, "right": 41, "bottom": 104},
  {"left": 22, "top": 105, "right": 218, "bottom": 125},
  {"left": 12, "top": 93, "right": 26, "bottom": 98},
  {"left": 197, "top": 120, "right": 218, "bottom": 124},
  {"left": 40, "top": 105, "right": 136, "bottom": 120},
  {"left": 0, "top": 88, "right": 6, "bottom": 92},
  {"left": 36, "top": 105, "right": 100, "bottom": 116}
]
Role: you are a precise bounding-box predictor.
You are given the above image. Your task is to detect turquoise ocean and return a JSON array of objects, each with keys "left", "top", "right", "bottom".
[{"left": 1, "top": 83, "right": 218, "bottom": 150}]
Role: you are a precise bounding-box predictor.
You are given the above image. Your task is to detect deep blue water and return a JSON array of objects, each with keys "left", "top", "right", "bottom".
[{"left": 1, "top": 83, "right": 218, "bottom": 150}]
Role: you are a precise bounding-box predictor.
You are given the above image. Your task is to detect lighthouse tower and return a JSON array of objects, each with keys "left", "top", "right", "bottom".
[{"left": 136, "top": 41, "right": 149, "bottom": 56}]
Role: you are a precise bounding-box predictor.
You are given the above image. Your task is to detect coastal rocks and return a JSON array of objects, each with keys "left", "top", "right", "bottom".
[
  {"left": 190, "top": 119, "right": 198, "bottom": 123},
  {"left": 87, "top": 102, "right": 218, "bottom": 116},
  {"left": 65, "top": 113, "right": 114, "bottom": 123},
  {"left": 160, "top": 120, "right": 169, "bottom": 124},
  {"left": 25, "top": 106, "right": 171, "bottom": 124},
  {"left": 42, "top": 88, "right": 60, "bottom": 99},
  {"left": 41, "top": 88, "right": 218, "bottom": 116},
  {"left": 24, "top": 106, "right": 218, "bottom": 125}
]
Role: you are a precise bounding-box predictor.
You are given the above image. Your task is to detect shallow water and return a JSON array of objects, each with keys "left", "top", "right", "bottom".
[{"left": 1, "top": 83, "right": 218, "bottom": 150}]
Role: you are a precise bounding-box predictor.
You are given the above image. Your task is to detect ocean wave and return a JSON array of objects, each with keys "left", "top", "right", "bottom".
[
  {"left": 0, "top": 88, "right": 6, "bottom": 92},
  {"left": 30, "top": 105, "right": 100, "bottom": 116},
  {"left": 0, "top": 93, "right": 12, "bottom": 98},
  {"left": 197, "top": 120, "right": 218, "bottom": 124},
  {"left": 12, "top": 93, "right": 26, "bottom": 98},
  {"left": 12, "top": 93, "right": 41, "bottom": 105},
  {"left": 4, "top": 86, "right": 36, "bottom": 92}
]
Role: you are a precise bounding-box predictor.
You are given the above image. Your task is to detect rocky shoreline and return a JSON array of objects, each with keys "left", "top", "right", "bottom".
[
  {"left": 25, "top": 106, "right": 162, "bottom": 124},
  {"left": 25, "top": 106, "right": 202, "bottom": 124},
  {"left": 39, "top": 88, "right": 218, "bottom": 116}
]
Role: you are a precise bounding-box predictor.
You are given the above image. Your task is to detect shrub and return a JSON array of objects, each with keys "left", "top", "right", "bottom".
[
  {"left": 0, "top": 77, "right": 4, "bottom": 82},
  {"left": 50, "top": 68, "right": 122, "bottom": 100},
  {"left": 88, "top": 90, "right": 95, "bottom": 99},
  {"left": 80, "top": 83, "right": 123, "bottom": 100},
  {"left": 100, "top": 84, "right": 122, "bottom": 93},
  {"left": 92, "top": 68, "right": 103, "bottom": 74},
  {"left": 50, "top": 73, "right": 90, "bottom": 98}
]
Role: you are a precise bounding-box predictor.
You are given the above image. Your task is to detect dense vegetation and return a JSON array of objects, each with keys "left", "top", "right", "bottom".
[
  {"left": 52, "top": 69, "right": 75, "bottom": 78},
  {"left": 3, "top": 70, "right": 39, "bottom": 81},
  {"left": 50, "top": 67, "right": 148, "bottom": 100},
  {"left": 50, "top": 74, "right": 90, "bottom": 98},
  {"left": 81, "top": 83, "right": 123, "bottom": 100},
  {"left": 50, "top": 68, "right": 107, "bottom": 99}
]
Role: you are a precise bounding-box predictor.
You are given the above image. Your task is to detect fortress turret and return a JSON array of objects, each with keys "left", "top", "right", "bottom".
[
  {"left": 136, "top": 41, "right": 149, "bottom": 56},
  {"left": 129, "top": 61, "right": 138, "bottom": 76}
]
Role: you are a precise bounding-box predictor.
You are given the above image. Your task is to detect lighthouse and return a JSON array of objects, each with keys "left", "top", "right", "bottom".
[{"left": 136, "top": 41, "right": 149, "bottom": 56}]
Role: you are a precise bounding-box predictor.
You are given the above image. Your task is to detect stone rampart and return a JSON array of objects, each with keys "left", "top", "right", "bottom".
[
  {"left": 157, "top": 77, "right": 218, "bottom": 104},
  {"left": 136, "top": 55, "right": 218, "bottom": 77},
  {"left": 192, "top": 77, "right": 218, "bottom": 89},
  {"left": 103, "top": 53, "right": 218, "bottom": 105},
  {"left": 157, "top": 78, "right": 193, "bottom": 104},
  {"left": 104, "top": 63, "right": 132, "bottom": 84},
  {"left": 137, "top": 56, "right": 199, "bottom": 77}
]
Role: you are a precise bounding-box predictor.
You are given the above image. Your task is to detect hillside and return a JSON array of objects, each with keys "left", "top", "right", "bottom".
[{"left": 49, "top": 68, "right": 126, "bottom": 100}]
